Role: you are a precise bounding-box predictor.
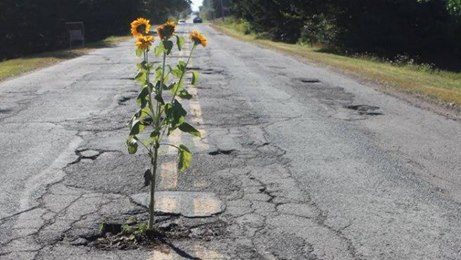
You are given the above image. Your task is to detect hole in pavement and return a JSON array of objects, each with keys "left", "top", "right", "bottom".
[
  {"left": 0, "top": 108, "right": 12, "bottom": 114},
  {"left": 297, "top": 78, "right": 321, "bottom": 83},
  {"left": 76, "top": 149, "right": 102, "bottom": 160},
  {"left": 88, "top": 219, "right": 227, "bottom": 250},
  {"left": 268, "top": 65, "right": 286, "bottom": 69},
  {"left": 99, "top": 223, "right": 122, "bottom": 235},
  {"left": 117, "top": 96, "right": 132, "bottom": 105},
  {"left": 346, "top": 105, "right": 383, "bottom": 115},
  {"left": 208, "top": 149, "right": 235, "bottom": 156},
  {"left": 169, "top": 55, "right": 189, "bottom": 59},
  {"left": 187, "top": 67, "right": 224, "bottom": 75},
  {"left": 119, "top": 77, "right": 134, "bottom": 80}
]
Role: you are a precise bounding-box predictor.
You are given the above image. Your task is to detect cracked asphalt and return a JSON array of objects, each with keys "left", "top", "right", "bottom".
[{"left": 1, "top": 24, "right": 461, "bottom": 259}]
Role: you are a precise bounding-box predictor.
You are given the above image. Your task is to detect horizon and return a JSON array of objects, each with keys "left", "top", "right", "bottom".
[{"left": 191, "top": 0, "right": 202, "bottom": 11}]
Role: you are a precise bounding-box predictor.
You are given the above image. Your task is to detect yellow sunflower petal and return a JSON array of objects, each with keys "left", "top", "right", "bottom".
[
  {"left": 136, "top": 35, "right": 154, "bottom": 49},
  {"left": 190, "top": 30, "right": 207, "bottom": 47},
  {"left": 131, "top": 18, "right": 151, "bottom": 37}
]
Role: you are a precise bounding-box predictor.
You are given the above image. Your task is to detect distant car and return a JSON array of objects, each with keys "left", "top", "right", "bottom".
[
  {"left": 178, "top": 20, "right": 186, "bottom": 24},
  {"left": 193, "top": 17, "right": 203, "bottom": 23}
]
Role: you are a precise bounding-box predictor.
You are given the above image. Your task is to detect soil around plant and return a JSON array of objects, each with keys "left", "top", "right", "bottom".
[{"left": 86, "top": 215, "right": 228, "bottom": 251}]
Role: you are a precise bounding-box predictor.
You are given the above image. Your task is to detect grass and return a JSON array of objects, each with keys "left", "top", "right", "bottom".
[
  {"left": 0, "top": 35, "right": 131, "bottom": 82},
  {"left": 212, "top": 20, "right": 461, "bottom": 109}
]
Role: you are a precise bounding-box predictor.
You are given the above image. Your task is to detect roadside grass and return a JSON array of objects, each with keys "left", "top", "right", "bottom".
[
  {"left": 212, "top": 21, "right": 461, "bottom": 109},
  {"left": 0, "top": 35, "right": 131, "bottom": 82}
]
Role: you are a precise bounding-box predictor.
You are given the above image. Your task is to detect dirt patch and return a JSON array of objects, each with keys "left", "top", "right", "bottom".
[{"left": 87, "top": 218, "right": 228, "bottom": 250}]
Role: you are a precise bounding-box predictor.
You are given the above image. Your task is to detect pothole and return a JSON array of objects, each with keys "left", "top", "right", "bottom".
[
  {"left": 0, "top": 108, "right": 13, "bottom": 114},
  {"left": 187, "top": 67, "right": 224, "bottom": 75},
  {"left": 208, "top": 149, "right": 236, "bottom": 156},
  {"left": 84, "top": 218, "right": 227, "bottom": 250},
  {"left": 76, "top": 149, "right": 102, "bottom": 160},
  {"left": 117, "top": 96, "right": 132, "bottom": 105},
  {"left": 296, "top": 78, "right": 321, "bottom": 84},
  {"left": 268, "top": 65, "right": 286, "bottom": 69},
  {"left": 345, "top": 105, "right": 383, "bottom": 116}
]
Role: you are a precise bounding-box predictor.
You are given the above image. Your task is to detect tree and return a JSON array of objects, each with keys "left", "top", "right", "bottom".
[
  {"left": 231, "top": 0, "right": 461, "bottom": 66},
  {"left": 0, "top": 0, "right": 192, "bottom": 60}
]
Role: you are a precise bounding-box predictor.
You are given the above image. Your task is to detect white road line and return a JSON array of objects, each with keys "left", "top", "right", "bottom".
[{"left": 159, "top": 161, "right": 178, "bottom": 189}]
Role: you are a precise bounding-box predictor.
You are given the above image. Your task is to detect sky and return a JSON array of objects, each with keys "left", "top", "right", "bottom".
[{"left": 191, "top": 0, "right": 202, "bottom": 11}]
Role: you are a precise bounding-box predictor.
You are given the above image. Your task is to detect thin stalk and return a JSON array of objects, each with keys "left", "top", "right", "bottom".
[
  {"left": 147, "top": 50, "right": 166, "bottom": 230},
  {"left": 156, "top": 51, "right": 167, "bottom": 126},
  {"left": 148, "top": 145, "right": 158, "bottom": 230},
  {"left": 143, "top": 48, "right": 159, "bottom": 230},
  {"left": 145, "top": 50, "right": 155, "bottom": 119}
]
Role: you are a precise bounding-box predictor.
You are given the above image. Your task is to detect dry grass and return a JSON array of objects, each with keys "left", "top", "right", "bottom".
[
  {"left": 212, "top": 22, "right": 461, "bottom": 108},
  {"left": 0, "top": 35, "right": 131, "bottom": 82}
]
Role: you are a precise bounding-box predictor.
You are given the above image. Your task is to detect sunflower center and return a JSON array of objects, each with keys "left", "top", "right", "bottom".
[{"left": 136, "top": 25, "right": 146, "bottom": 34}]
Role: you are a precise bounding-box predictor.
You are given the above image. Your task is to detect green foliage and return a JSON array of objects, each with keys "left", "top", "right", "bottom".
[
  {"left": 178, "top": 145, "right": 192, "bottom": 173},
  {"left": 191, "top": 71, "right": 199, "bottom": 85},
  {"left": 231, "top": 0, "right": 461, "bottom": 67},
  {"left": 0, "top": 0, "right": 191, "bottom": 60},
  {"left": 447, "top": 0, "right": 461, "bottom": 13}
]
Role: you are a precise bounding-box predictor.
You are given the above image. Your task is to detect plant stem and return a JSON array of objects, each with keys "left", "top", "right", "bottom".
[
  {"left": 145, "top": 51, "right": 156, "bottom": 119},
  {"left": 147, "top": 50, "right": 166, "bottom": 230},
  {"left": 148, "top": 146, "right": 158, "bottom": 230}
]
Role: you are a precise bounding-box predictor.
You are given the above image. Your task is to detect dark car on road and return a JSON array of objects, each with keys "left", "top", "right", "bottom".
[{"left": 193, "top": 17, "right": 203, "bottom": 23}]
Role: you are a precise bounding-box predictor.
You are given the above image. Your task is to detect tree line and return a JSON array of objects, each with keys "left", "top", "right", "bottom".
[
  {"left": 0, "top": 0, "right": 191, "bottom": 60},
  {"left": 210, "top": 0, "right": 461, "bottom": 69}
]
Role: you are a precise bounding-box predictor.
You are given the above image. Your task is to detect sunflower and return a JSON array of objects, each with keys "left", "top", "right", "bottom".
[
  {"left": 157, "top": 21, "right": 176, "bottom": 40},
  {"left": 136, "top": 35, "right": 154, "bottom": 50},
  {"left": 190, "top": 30, "right": 207, "bottom": 47},
  {"left": 131, "top": 18, "right": 151, "bottom": 37}
]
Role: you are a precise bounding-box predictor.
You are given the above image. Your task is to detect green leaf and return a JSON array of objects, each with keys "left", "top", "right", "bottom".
[
  {"left": 136, "top": 61, "right": 152, "bottom": 72},
  {"left": 127, "top": 136, "right": 138, "bottom": 154},
  {"left": 164, "top": 40, "right": 173, "bottom": 55},
  {"left": 136, "top": 106, "right": 152, "bottom": 121},
  {"left": 130, "top": 119, "right": 146, "bottom": 135},
  {"left": 140, "top": 116, "right": 153, "bottom": 126},
  {"left": 170, "top": 81, "right": 184, "bottom": 95},
  {"left": 164, "top": 83, "right": 175, "bottom": 90},
  {"left": 176, "top": 35, "right": 185, "bottom": 51},
  {"left": 178, "top": 145, "right": 192, "bottom": 173},
  {"left": 171, "top": 67, "right": 182, "bottom": 78},
  {"left": 135, "top": 48, "right": 143, "bottom": 57},
  {"left": 154, "top": 93, "right": 165, "bottom": 104},
  {"left": 135, "top": 71, "right": 147, "bottom": 85},
  {"left": 165, "top": 100, "right": 187, "bottom": 133},
  {"left": 179, "top": 122, "right": 201, "bottom": 137},
  {"left": 191, "top": 71, "right": 199, "bottom": 85},
  {"left": 178, "top": 60, "right": 187, "bottom": 71},
  {"left": 155, "top": 67, "right": 163, "bottom": 80},
  {"left": 136, "top": 86, "right": 149, "bottom": 108},
  {"left": 177, "top": 89, "right": 192, "bottom": 99},
  {"left": 154, "top": 44, "right": 165, "bottom": 56},
  {"left": 143, "top": 130, "right": 160, "bottom": 146}
]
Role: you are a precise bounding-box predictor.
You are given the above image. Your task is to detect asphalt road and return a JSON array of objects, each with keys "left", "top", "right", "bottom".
[{"left": 0, "top": 24, "right": 460, "bottom": 259}]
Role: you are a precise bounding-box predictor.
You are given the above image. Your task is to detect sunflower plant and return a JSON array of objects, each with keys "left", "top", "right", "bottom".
[{"left": 127, "top": 18, "right": 207, "bottom": 230}]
